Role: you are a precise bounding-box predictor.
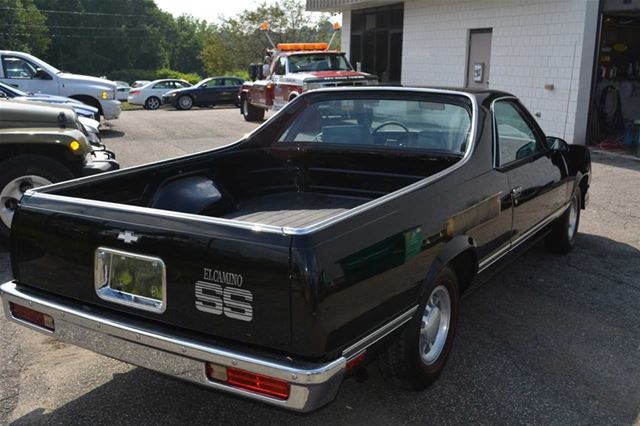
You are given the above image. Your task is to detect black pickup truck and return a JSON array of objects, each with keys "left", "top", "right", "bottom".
[{"left": 0, "top": 88, "right": 590, "bottom": 412}]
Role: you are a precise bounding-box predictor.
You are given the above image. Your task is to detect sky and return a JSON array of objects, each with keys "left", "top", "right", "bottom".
[{"left": 154, "top": 0, "right": 339, "bottom": 24}]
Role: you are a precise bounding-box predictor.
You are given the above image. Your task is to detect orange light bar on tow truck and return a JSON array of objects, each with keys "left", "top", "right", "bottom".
[{"left": 277, "top": 42, "right": 328, "bottom": 51}]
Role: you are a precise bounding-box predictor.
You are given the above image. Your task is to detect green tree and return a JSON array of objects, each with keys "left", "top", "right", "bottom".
[
  {"left": 201, "top": 0, "right": 340, "bottom": 76},
  {"left": 200, "top": 31, "right": 236, "bottom": 76},
  {"left": 169, "top": 15, "right": 211, "bottom": 75},
  {"left": 0, "top": 0, "right": 50, "bottom": 55}
]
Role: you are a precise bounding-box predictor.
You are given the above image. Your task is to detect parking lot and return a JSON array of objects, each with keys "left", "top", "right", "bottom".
[{"left": 1, "top": 108, "right": 639, "bottom": 425}]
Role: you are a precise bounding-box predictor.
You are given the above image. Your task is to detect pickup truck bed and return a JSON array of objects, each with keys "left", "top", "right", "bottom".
[{"left": 223, "top": 192, "right": 367, "bottom": 227}]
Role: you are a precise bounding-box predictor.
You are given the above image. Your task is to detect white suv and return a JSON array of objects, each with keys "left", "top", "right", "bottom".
[{"left": 0, "top": 50, "right": 121, "bottom": 120}]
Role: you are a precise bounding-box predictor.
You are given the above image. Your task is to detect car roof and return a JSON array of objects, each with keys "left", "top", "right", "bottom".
[{"left": 148, "top": 78, "right": 189, "bottom": 84}]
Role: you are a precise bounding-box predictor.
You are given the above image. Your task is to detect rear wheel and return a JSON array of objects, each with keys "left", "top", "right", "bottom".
[
  {"left": 178, "top": 95, "right": 193, "bottom": 110},
  {"left": 0, "top": 156, "right": 74, "bottom": 245},
  {"left": 545, "top": 192, "right": 580, "bottom": 254},
  {"left": 378, "top": 266, "right": 460, "bottom": 389},
  {"left": 145, "top": 96, "right": 161, "bottom": 110},
  {"left": 242, "top": 98, "right": 265, "bottom": 122}
]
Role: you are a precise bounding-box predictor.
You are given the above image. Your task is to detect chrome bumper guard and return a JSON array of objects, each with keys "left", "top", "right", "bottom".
[{"left": 0, "top": 281, "right": 346, "bottom": 412}]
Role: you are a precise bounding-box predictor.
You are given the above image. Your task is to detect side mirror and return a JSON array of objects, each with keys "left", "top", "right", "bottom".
[
  {"left": 547, "top": 136, "right": 569, "bottom": 152},
  {"left": 0, "top": 91, "right": 7, "bottom": 99},
  {"left": 35, "top": 68, "right": 52, "bottom": 80}
]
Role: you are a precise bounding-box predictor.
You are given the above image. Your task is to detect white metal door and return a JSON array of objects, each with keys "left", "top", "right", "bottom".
[{"left": 466, "top": 29, "right": 492, "bottom": 89}]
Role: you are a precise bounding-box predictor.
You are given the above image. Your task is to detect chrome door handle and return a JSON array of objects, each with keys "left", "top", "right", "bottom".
[{"left": 511, "top": 186, "right": 523, "bottom": 198}]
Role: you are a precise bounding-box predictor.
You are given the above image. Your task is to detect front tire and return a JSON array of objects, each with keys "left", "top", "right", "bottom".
[
  {"left": 145, "top": 96, "right": 161, "bottom": 110},
  {"left": 545, "top": 192, "right": 580, "bottom": 254},
  {"left": 177, "top": 95, "right": 193, "bottom": 110},
  {"left": 0, "top": 155, "right": 74, "bottom": 245},
  {"left": 241, "top": 98, "right": 265, "bottom": 122},
  {"left": 378, "top": 266, "right": 460, "bottom": 390}
]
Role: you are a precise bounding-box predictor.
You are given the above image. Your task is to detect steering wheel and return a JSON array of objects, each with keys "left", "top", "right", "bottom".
[{"left": 370, "top": 121, "right": 411, "bottom": 146}]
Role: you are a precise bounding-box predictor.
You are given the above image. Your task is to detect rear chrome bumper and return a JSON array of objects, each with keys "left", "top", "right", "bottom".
[{"left": 0, "top": 281, "right": 346, "bottom": 412}]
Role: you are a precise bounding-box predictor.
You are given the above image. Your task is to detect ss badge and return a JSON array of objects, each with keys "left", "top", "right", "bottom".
[{"left": 195, "top": 281, "right": 253, "bottom": 322}]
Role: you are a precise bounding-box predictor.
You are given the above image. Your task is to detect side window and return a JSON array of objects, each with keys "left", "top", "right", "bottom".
[
  {"left": 225, "top": 79, "right": 240, "bottom": 86},
  {"left": 153, "top": 82, "right": 169, "bottom": 89},
  {"left": 175, "top": 81, "right": 189, "bottom": 88},
  {"left": 494, "top": 101, "right": 543, "bottom": 166},
  {"left": 273, "top": 57, "right": 287, "bottom": 76},
  {"left": 2, "top": 56, "right": 37, "bottom": 79}
]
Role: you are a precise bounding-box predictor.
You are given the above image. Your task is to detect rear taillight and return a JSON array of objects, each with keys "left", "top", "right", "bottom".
[
  {"left": 205, "top": 362, "right": 290, "bottom": 400},
  {"left": 9, "top": 302, "right": 55, "bottom": 331},
  {"left": 129, "top": 90, "right": 140, "bottom": 95}
]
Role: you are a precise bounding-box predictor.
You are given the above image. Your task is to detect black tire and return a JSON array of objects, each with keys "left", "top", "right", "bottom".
[
  {"left": 378, "top": 266, "right": 460, "bottom": 390},
  {"left": 545, "top": 192, "right": 580, "bottom": 254},
  {"left": 0, "top": 155, "right": 74, "bottom": 245},
  {"left": 145, "top": 96, "right": 161, "bottom": 110},
  {"left": 241, "top": 98, "right": 265, "bottom": 122},
  {"left": 177, "top": 95, "right": 193, "bottom": 110}
]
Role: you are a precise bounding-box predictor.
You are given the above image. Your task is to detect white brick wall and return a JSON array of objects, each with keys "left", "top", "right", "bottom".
[{"left": 339, "top": 0, "right": 600, "bottom": 143}]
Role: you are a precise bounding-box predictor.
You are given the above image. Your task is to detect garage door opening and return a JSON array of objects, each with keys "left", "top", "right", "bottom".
[{"left": 590, "top": 12, "right": 640, "bottom": 156}]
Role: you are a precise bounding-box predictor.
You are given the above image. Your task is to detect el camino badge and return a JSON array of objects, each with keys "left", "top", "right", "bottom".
[{"left": 195, "top": 268, "right": 253, "bottom": 322}]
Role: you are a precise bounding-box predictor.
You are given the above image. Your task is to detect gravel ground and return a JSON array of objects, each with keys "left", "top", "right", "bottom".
[{"left": 0, "top": 108, "right": 638, "bottom": 425}]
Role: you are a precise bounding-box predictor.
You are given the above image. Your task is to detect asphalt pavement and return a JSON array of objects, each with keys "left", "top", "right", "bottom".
[{"left": 0, "top": 107, "right": 638, "bottom": 425}]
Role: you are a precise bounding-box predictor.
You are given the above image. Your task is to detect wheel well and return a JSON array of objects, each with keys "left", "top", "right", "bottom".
[
  {"left": 0, "top": 144, "right": 81, "bottom": 174},
  {"left": 449, "top": 248, "right": 478, "bottom": 294},
  {"left": 69, "top": 95, "right": 102, "bottom": 115}
]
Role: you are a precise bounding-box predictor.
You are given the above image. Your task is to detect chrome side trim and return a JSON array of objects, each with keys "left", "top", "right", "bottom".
[
  {"left": 0, "top": 281, "right": 345, "bottom": 412},
  {"left": 477, "top": 201, "right": 570, "bottom": 273},
  {"left": 23, "top": 193, "right": 286, "bottom": 235},
  {"left": 27, "top": 88, "right": 479, "bottom": 237},
  {"left": 477, "top": 243, "right": 511, "bottom": 273},
  {"left": 342, "top": 306, "right": 418, "bottom": 359}
]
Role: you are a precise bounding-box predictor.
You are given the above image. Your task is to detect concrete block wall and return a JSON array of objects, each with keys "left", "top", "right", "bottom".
[{"left": 400, "top": 0, "right": 599, "bottom": 142}]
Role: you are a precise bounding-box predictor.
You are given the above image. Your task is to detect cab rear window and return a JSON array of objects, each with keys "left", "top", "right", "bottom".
[{"left": 277, "top": 98, "right": 472, "bottom": 154}]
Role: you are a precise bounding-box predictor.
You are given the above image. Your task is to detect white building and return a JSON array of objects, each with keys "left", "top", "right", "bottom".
[{"left": 307, "top": 0, "right": 640, "bottom": 147}]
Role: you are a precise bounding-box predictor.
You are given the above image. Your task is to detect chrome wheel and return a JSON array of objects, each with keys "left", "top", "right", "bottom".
[
  {"left": 567, "top": 196, "right": 578, "bottom": 240},
  {"left": 178, "top": 96, "right": 193, "bottom": 110},
  {"left": 419, "top": 285, "right": 452, "bottom": 365},
  {"left": 0, "top": 175, "right": 51, "bottom": 229},
  {"left": 146, "top": 97, "right": 160, "bottom": 110}
]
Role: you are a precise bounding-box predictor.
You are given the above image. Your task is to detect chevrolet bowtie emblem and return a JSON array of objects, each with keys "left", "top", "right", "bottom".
[{"left": 117, "top": 231, "right": 140, "bottom": 244}]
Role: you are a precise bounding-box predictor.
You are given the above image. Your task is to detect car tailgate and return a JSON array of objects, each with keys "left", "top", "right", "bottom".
[{"left": 10, "top": 191, "right": 292, "bottom": 352}]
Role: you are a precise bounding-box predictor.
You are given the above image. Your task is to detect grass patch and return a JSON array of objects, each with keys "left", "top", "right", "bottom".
[{"left": 121, "top": 102, "right": 143, "bottom": 111}]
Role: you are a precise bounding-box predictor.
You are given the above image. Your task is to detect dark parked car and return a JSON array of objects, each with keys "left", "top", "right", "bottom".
[
  {"left": 0, "top": 88, "right": 590, "bottom": 412},
  {"left": 162, "top": 77, "right": 244, "bottom": 110}
]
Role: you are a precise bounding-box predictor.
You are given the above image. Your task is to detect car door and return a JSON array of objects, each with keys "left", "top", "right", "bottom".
[
  {"left": 0, "top": 54, "right": 57, "bottom": 94},
  {"left": 194, "top": 79, "right": 218, "bottom": 104},
  {"left": 150, "top": 81, "right": 171, "bottom": 99},
  {"left": 222, "top": 79, "right": 242, "bottom": 104},
  {"left": 493, "top": 98, "right": 569, "bottom": 242}
]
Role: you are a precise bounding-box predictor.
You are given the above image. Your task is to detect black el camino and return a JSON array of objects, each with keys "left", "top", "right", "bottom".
[
  {"left": 162, "top": 76, "right": 244, "bottom": 110},
  {"left": 1, "top": 87, "right": 591, "bottom": 412}
]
